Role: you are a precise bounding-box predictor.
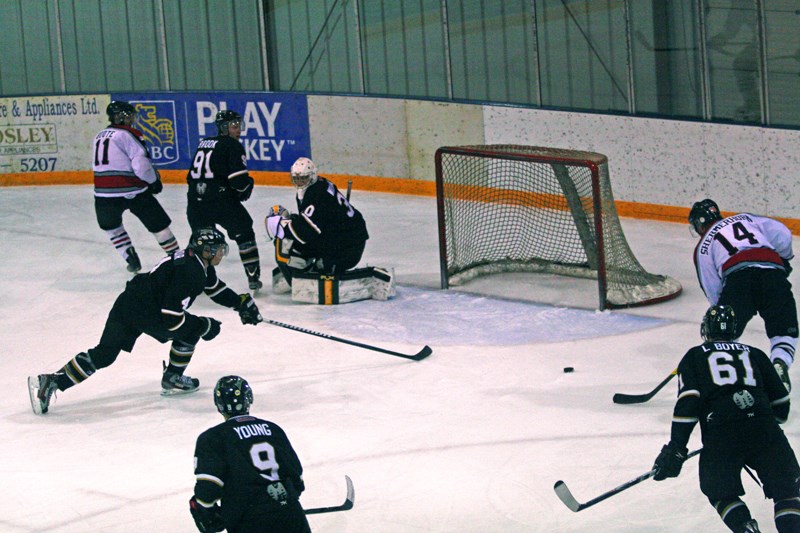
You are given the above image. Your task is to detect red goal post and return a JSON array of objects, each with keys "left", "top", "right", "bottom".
[{"left": 434, "top": 145, "right": 682, "bottom": 310}]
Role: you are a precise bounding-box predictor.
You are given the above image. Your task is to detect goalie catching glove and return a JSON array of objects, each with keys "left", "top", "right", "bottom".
[
  {"left": 189, "top": 496, "right": 225, "bottom": 533},
  {"left": 265, "top": 204, "right": 291, "bottom": 240},
  {"left": 236, "top": 294, "right": 262, "bottom": 325}
]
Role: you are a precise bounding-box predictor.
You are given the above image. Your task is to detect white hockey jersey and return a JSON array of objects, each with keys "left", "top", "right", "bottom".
[
  {"left": 693, "top": 213, "right": 793, "bottom": 304},
  {"left": 92, "top": 125, "right": 159, "bottom": 197}
]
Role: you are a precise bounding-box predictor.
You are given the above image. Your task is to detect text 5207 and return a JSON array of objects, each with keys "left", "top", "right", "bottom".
[{"left": 20, "top": 157, "right": 57, "bottom": 172}]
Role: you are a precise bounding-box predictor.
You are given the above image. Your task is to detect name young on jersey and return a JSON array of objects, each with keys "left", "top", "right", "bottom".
[{"left": 233, "top": 422, "right": 273, "bottom": 440}]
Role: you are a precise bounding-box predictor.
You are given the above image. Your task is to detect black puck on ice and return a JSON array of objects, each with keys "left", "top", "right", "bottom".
[{"left": 563, "top": 367, "right": 574, "bottom": 373}]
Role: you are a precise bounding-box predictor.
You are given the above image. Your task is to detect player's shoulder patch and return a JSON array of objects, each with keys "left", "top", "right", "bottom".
[{"left": 171, "top": 248, "right": 191, "bottom": 265}]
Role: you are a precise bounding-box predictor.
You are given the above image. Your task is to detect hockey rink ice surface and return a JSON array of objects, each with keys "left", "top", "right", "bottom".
[{"left": 2, "top": 185, "right": 798, "bottom": 532}]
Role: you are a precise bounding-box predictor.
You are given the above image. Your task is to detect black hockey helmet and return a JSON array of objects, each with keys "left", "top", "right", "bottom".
[
  {"left": 189, "top": 227, "right": 229, "bottom": 258},
  {"left": 214, "top": 375, "right": 253, "bottom": 416},
  {"left": 701, "top": 305, "right": 737, "bottom": 342},
  {"left": 106, "top": 101, "right": 136, "bottom": 124},
  {"left": 688, "top": 198, "right": 722, "bottom": 235},
  {"left": 214, "top": 109, "right": 242, "bottom": 135}
]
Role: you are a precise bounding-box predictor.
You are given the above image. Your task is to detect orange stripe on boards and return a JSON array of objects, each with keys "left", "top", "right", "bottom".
[
  {"left": 2, "top": 171, "right": 798, "bottom": 234},
  {"left": 0, "top": 171, "right": 93, "bottom": 186}
]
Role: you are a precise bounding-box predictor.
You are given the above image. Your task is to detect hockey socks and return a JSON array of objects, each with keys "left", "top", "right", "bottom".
[
  {"left": 154, "top": 227, "right": 180, "bottom": 254},
  {"left": 105, "top": 225, "right": 133, "bottom": 260}
]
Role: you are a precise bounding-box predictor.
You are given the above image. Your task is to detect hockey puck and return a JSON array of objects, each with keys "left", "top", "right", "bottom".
[{"left": 563, "top": 367, "right": 574, "bottom": 373}]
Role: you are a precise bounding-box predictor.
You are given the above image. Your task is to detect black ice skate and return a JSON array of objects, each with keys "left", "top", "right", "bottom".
[
  {"left": 161, "top": 367, "right": 199, "bottom": 396},
  {"left": 246, "top": 265, "right": 262, "bottom": 292},
  {"left": 742, "top": 519, "right": 761, "bottom": 532},
  {"left": 126, "top": 248, "right": 142, "bottom": 273},
  {"left": 28, "top": 374, "right": 58, "bottom": 415}
]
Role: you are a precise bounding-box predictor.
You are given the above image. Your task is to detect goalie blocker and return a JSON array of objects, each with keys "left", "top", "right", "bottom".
[{"left": 291, "top": 267, "right": 396, "bottom": 305}]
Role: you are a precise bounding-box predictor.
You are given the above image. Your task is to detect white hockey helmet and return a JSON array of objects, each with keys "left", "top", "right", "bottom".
[{"left": 290, "top": 157, "right": 318, "bottom": 191}]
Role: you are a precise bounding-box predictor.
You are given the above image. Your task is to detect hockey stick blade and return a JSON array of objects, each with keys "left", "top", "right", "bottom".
[
  {"left": 305, "top": 475, "right": 355, "bottom": 515},
  {"left": 613, "top": 369, "right": 677, "bottom": 404},
  {"left": 553, "top": 480, "right": 583, "bottom": 512},
  {"left": 263, "top": 319, "right": 432, "bottom": 361},
  {"left": 554, "top": 449, "right": 701, "bottom": 512}
]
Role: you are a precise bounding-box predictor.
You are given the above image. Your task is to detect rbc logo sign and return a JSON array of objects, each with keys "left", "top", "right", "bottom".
[{"left": 131, "top": 101, "right": 178, "bottom": 165}]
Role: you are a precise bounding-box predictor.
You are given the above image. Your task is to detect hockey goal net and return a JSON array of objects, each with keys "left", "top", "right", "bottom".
[{"left": 435, "top": 145, "right": 682, "bottom": 309}]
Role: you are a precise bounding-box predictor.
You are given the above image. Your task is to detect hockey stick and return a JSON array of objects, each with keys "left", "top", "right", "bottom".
[
  {"left": 612, "top": 369, "right": 677, "bottom": 404},
  {"left": 346, "top": 179, "right": 353, "bottom": 201},
  {"left": 553, "top": 449, "right": 701, "bottom": 512},
  {"left": 305, "top": 475, "right": 355, "bottom": 515},
  {"left": 262, "top": 319, "right": 432, "bottom": 361}
]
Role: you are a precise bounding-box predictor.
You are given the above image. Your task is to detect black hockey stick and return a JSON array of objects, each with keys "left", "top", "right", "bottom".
[
  {"left": 612, "top": 369, "right": 677, "bottom": 404},
  {"left": 305, "top": 475, "right": 355, "bottom": 515},
  {"left": 262, "top": 319, "right": 432, "bottom": 361},
  {"left": 553, "top": 449, "right": 701, "bottom": 512}
]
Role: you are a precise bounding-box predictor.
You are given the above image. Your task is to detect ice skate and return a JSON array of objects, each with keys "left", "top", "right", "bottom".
[
  {"left": 28, "top": 374, "right": 58, "bottom": 415},
  {"left": 161, "top": 366, "right": 199, "bottom": 396},
  {"left": 126, "top": 247, "right": 141, "bottom": 273},
  {"left": 741, "top": 519, "right": 760, "bottom": 532},
  {"left": 248, "top": 278, "right": 263, "bottom": 292}
]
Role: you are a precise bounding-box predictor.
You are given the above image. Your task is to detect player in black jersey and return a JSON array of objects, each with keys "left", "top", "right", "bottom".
[
  {"left": 265, "top": 157, "right": 369, "bottom": 291},
  {"left": 652, "top": 305, "right": 800, "bottom": 533},
  {"left": 190, "top": 375, "right": 311, "bottom": 533},
  {"left": 187, "top": 110, "right": 262, "bottom": 292},
  {"left": 27, "top": 228, "right": 263, "bottom": 415}
]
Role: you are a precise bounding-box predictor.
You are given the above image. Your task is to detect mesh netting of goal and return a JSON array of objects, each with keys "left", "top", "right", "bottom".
[{"left": 434, "top": 145, "right": 682, "bottom": 309}]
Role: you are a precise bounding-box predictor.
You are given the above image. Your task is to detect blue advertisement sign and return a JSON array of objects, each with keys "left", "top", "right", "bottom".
[{"left": 111, "top": 92, "right": 310, "bottom": 171}]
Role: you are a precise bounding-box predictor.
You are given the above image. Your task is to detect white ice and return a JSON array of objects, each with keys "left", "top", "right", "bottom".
[{"left": 1, "top": 185, "right": 797, "bottom": 532}]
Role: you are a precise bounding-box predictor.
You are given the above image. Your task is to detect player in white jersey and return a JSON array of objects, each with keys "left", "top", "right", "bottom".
[
  {"left": 92, "top": 101, "right": 180, "bottom": 273},
  {"left": 689, "top": 198, "right": 797, "bottom": 391}
]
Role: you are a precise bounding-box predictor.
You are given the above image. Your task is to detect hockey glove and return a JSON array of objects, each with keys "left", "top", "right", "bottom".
[
  {"left": 189, "top": 496, "right": 225, "bottom": 533},
  {"left": 229, "top": 174, "right": 254, "bottom": 202},
  {"left": 200, "top": 317, "right": 222, "bottom": 341},
  {"left": 148, "top": 179, "right": 163, "bottom": 195},
  {"left": 236, "top": 294, "right": 262, "bottom": 325},
  {"left": 653, "top": 442, "right": 688, "bottom": 481}
]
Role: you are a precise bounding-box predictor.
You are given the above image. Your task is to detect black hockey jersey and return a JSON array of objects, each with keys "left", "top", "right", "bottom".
[
  {"left": 123, "top": 248, "right": 239, "bottom": 338},
  {"left": 285, "top": 177, "right": 369, "bottom": 256},
  {"left": 186, "top": 135, "right": 250, "bottom": 202},
  {"left": 669, "top": 341, "right": 790, "bottom": 448},
  {"left": 193, "top": 415, "right": 305, "bottom": 528}
]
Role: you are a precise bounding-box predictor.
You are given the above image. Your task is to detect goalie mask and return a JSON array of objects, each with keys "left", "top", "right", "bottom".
[
  {"left": 189, "top": 227, "right": 229, "bottom": 258},
  {"left": 701, "top": 305, "right": 737, "bottom": 342},
  {"left": 688, "top": 198, "right": 722, "bottom": 235},
  {"left": 214, "top": 375, "right": 253, "bottom": 416},
  {"left": 290, "top": 157, "right": 318, "bottom": 191},
  {"left": 214, "top": 109, "right": 242, "bottom": 136},
  {"left": 106, "top": 101, "right": 136, "bottom": 125}
]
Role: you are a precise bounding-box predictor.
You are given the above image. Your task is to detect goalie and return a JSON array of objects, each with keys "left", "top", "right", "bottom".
[{"left": 265, "top": 157, "right": 395, "bottom": 304}]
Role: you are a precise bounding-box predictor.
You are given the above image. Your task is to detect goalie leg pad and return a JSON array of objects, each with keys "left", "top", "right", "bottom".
[
  {"left": 272, "top": 266, "right": 292, "bottom": 294},
  {"left": 369, "top": 267, "right": 396, "bottom": 301},
  {"left": 291, "top": 267, "right": 395, "bottom": 304}
]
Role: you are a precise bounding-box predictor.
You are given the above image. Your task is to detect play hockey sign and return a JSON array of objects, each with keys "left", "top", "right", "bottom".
[{"left": 112, "top": 92, "right": 311, "bottom": 172}]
